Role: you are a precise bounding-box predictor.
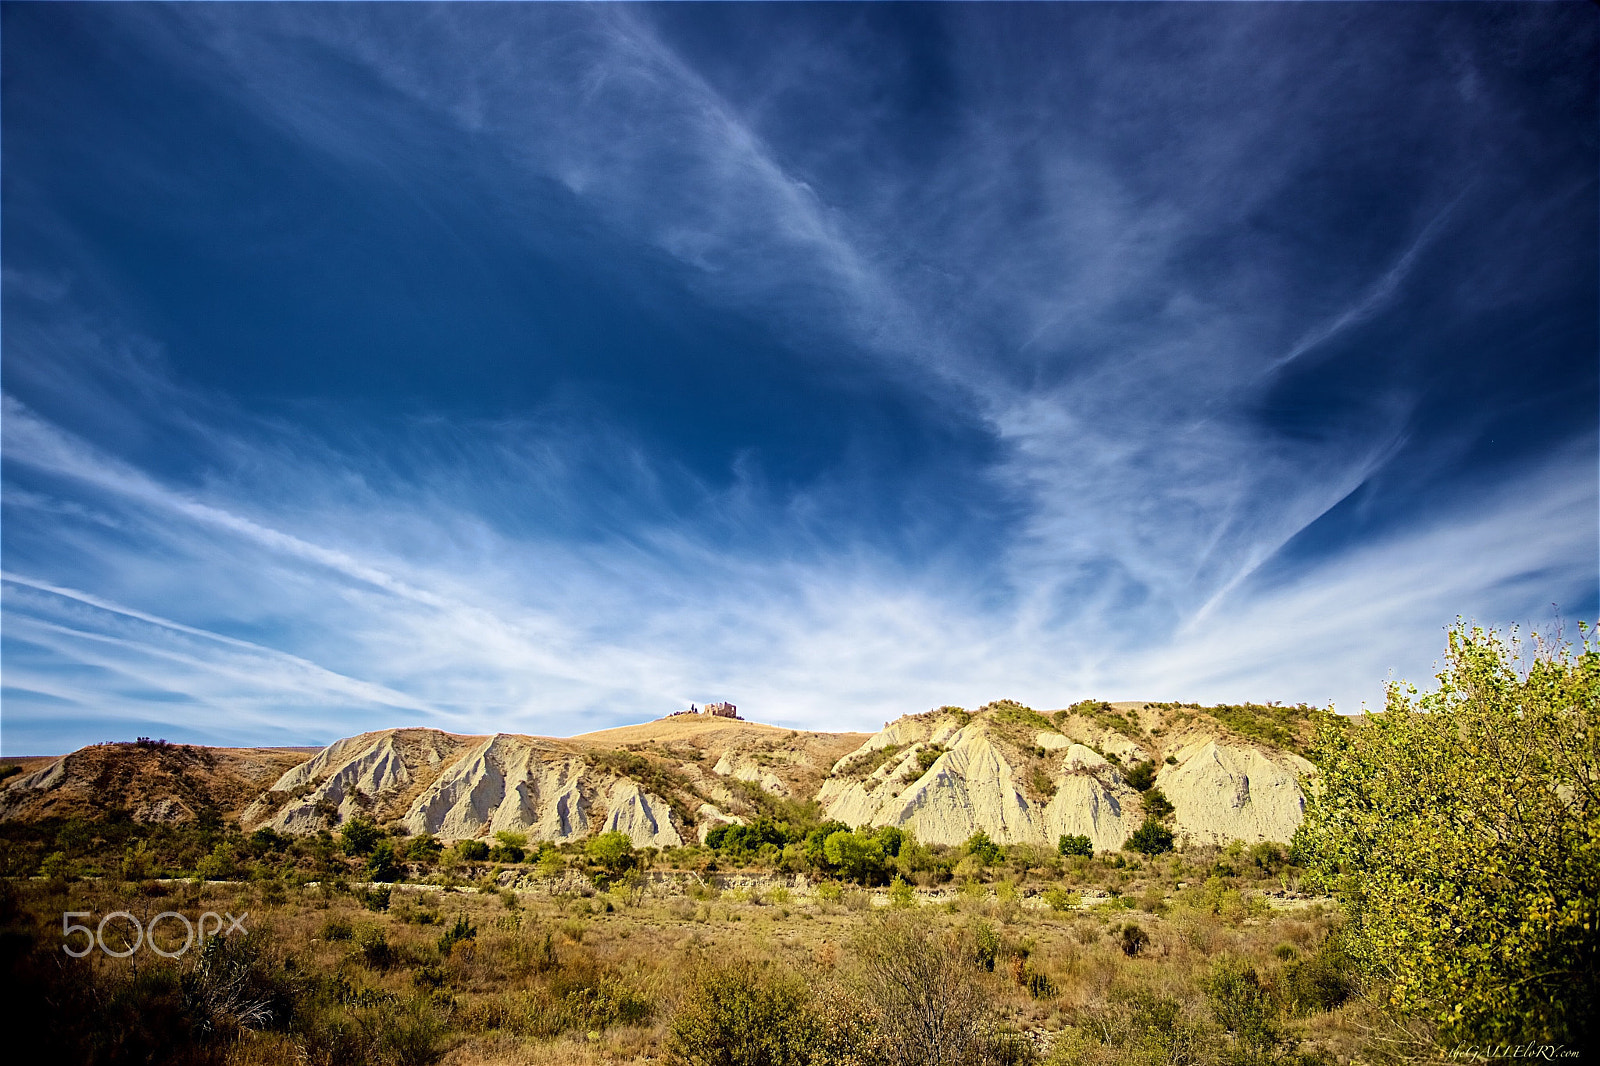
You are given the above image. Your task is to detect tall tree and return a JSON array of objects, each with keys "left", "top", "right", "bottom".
[{"left": 1299, "top": 623, "right": 1599, "bottom": 1042}]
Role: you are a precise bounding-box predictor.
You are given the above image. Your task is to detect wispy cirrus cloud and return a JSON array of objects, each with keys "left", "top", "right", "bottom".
[{"left": 2, "top": 3, "right": 1594, "bottom": 752}]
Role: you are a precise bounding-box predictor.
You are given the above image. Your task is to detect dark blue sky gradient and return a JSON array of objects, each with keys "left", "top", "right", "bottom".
[{"left": 3, "top": 2, "right": 1595, "bottom": 753}]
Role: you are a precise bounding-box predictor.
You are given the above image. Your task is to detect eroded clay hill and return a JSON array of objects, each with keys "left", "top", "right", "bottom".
[
  {"left": 0, "top": 741, "right": 314, "bottom": 824},
  {"left": 819, "top": 702, "right": 1319, "bottom": 850},
  {"left": 1, "top": 701, "right": 1329, "bottom": 848}
]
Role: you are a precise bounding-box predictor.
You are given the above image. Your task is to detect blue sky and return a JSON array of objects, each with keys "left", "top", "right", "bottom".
[{"left": 2, "top": 3, "right": 1596, "bottom": 754}]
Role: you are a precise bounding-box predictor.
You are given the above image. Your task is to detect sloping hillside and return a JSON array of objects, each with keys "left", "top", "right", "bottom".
[
  {"left": 1, "top": 701, "right": 1331, "bottom": 847},
  {"left": 0, "top": 741, "right": 313, "bottom": 823}
]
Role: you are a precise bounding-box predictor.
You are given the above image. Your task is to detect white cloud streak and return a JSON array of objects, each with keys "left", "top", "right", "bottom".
[{"left": 3, "top": 5, "right": 1593, "bottom": 749}]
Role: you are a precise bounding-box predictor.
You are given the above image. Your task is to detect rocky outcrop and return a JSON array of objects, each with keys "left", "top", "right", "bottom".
[
  {"left": 712, "top": 751, "right": 790, "bottom": 797},
  {"left": 397, "top": 734, "right": 686, "bottom": 847},
  {"left": 813, "top": 703, "right": 1317, "bottom": 849},
  {"left": 1157, "top": 737, "right": 1313, "bottom": 845},
  {"left": 241, "top": 728, "right": 687, "bottom": 847},
  {"left": 818, "top": 713, "right": 1135, "bottom": 850}
]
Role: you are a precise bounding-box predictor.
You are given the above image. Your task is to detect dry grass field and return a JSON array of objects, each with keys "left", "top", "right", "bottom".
[{"left": 0, "top": 852, "right": 1370, "bottom": 1066}]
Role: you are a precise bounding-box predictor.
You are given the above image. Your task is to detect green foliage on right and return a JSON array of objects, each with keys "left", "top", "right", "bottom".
[{"left": 1298, "top": 622, "right": 1599, "bottom": 1042}]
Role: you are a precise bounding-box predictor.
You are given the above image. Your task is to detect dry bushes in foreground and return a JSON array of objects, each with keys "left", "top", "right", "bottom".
[{"left": 667, "top": 914, "right": 1027, "bottom": 1066}]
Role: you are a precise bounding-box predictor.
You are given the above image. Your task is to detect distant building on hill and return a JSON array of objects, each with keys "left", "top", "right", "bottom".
[{"left": 663, "top": 701, "right": 743, "bottom": 720}]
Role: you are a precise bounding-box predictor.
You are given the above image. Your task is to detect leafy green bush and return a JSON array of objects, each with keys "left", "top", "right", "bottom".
[
  {"left": 340, "top": 818, "right": 381, "bottom": 857},
  {"left": 1140, "top": 789, "right": 1174, "bottom": 821},
  {"left": 1279, "top": 936, "right": 1357, "bottom": 1015},
  {"left": 1042, "top": 887, "right": 1079, "bottom": 912},
  {"left": 585, "top": 831, "right": 636, "bottom": 876},
  {"left": 1057, "top": 833, "right": 1092, "bottom": 857},
  {"left": 1123, "top": 761, "right": 1157, "bottom": 792},
  {"left": 1299, "top": 622, "right": 1599, "bottom": 1041},
  {"left": 357, "top": 884, "right": 392, "bottom": 911},
  {"left": 1124, "top": 817, "right": 1174, "bottom": 856},
  {"left": 437, "top": 912, "right": 476, "bottom": 956},
  {"left": 964, "top": 830, "right": 1004, "bottom": 866},
  {"left": 366, "top": 841, "right": 400, "bottom": 883}
]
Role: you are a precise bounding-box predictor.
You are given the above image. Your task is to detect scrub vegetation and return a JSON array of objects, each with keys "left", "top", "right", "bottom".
[{"left": 0, "top": 839, "right": 1351, "bottom": 1066}]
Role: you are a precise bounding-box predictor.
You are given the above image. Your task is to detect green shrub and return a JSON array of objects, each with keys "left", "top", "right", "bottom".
[
  {"left": 341, "top": 818, "right": 381, "bottom": 857},
  {"left": 1202, "top": 955, "right": 1281, "bottom": 1049},
  {"left": 667, "top": 958, "right": 819, "bottom": 1066},
  {"left": 1042, "top": 887, "right": 1079, "bottom": 912},
  {"left": 964, "top": 830, "right": 1004, "bottom": 866},
  {"left": 1124, "top": 817, "right": 1174, "bottom": 856},
  {"left": 972, "top": 919, "right": 1001, "bottom": 971},
  {"left": 357, "top": 884, "right": 392, "bottom": 911},
  {"left": 356, "top": 926, "right": 394, "bottom": 969},
  {"left": 437, "top": 912, "right": 476, "bottom": 956},
  {"left": 366, "top": 841, "right": 401, "bottom": 883},
  {"left": 405, "top": 835, "right": 442, "bottom": 863},
  {"left": 585, "top": 831, "right": 636, "bottom": 877},
  {"left": 1057, "top": 834, "right": 1092, "bottom": 857},
  {"left": 1141, "top": 789, "right": 1175, "bottom": 821},
  {"left": 321, "top": 916, "right": 355, "bottom": 941},
  {"left": 1120, "top": 923, "right": 1149, "bottom": 956},
  {"left": 1123, "top": 761, "right": 1157, "bottom": 792},
  {"left": 1279, "top": 937, "right": 1357, "bottom": 1015}
]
